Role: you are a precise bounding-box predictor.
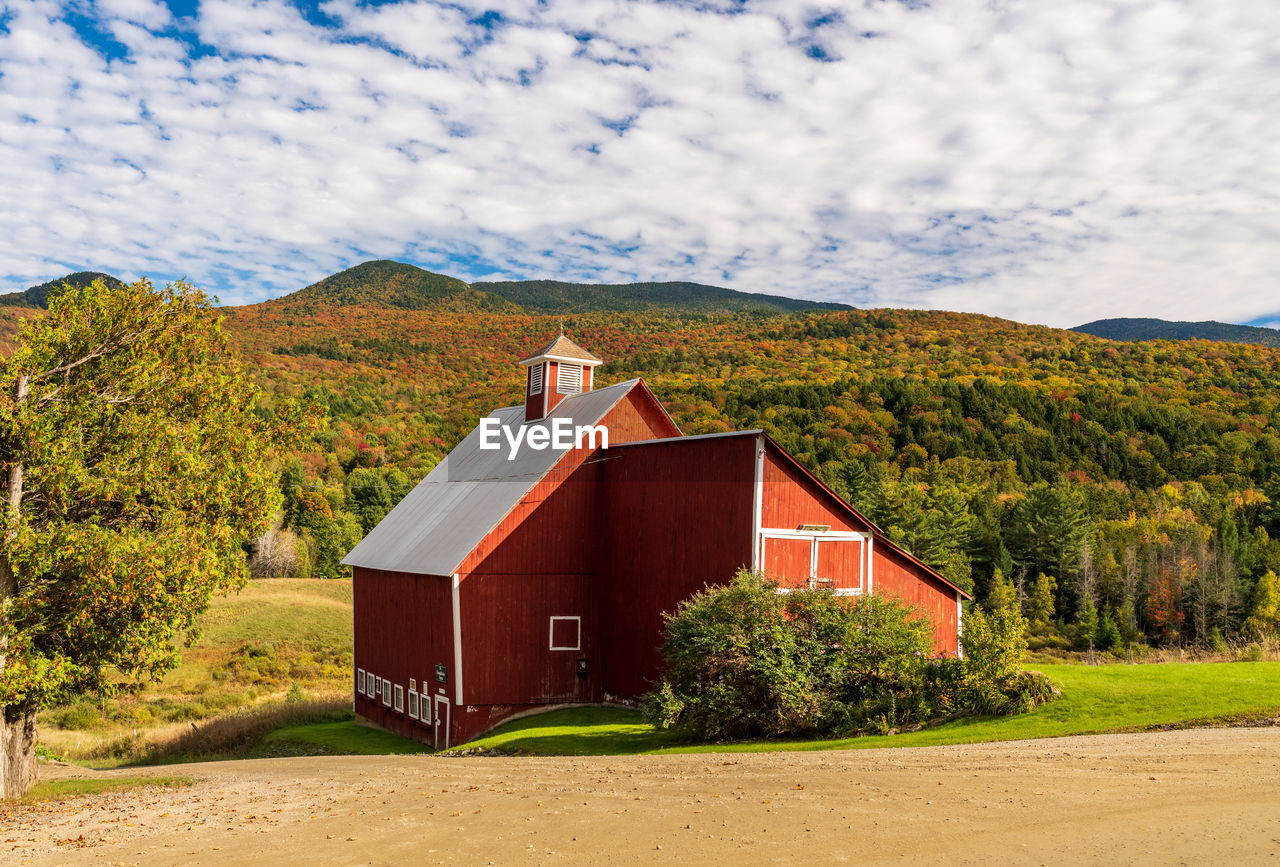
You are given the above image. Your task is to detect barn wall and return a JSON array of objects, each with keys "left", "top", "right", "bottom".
[
  {"left": 352, "top": 566, "right": 454, "bottom": 744},
  {"left": 599, "top": 434, "right": 757, "bottom": 699},
  {"left": 601, "top": 386, "right": 681, "bottom": 441},
  {"left": 760, "top": 449, "right": 867, "bottom": 532},
  {"left": 872, "top": 544, "right": 961, "bottom": 656},
  {"left": 452, "top": 386, "right": 676, "bottom": 730},
  {"left": 458, "top": 571, "right": 599, "bottom": 704}
]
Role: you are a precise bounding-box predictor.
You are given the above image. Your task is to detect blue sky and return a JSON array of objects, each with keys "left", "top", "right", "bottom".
[{"left": 0, "top": 0, "right": 1277, "bottom": 327}]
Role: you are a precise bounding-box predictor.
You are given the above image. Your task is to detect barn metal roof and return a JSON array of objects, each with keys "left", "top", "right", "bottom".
[{"left": 341, "top": 379, "right": 640, "bottom": 576}]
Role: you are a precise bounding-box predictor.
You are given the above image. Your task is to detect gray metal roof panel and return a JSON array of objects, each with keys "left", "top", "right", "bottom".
[{"left": 342, "top": 380, "right": 638, "bottom": 575}]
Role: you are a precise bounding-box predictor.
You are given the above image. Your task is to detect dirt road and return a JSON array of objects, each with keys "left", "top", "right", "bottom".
[{"left": 4, "top": 726, "right": 1278, "bottom": 865}]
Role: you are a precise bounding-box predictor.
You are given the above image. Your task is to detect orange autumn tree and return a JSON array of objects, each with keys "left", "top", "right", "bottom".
[{"left": 0, "top": 279, "right": 311, "bottom": 797}]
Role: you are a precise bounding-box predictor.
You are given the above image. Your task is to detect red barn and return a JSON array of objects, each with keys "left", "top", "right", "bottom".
[{"left": 344, "top": 336, "right": 970, "bottom": 748}]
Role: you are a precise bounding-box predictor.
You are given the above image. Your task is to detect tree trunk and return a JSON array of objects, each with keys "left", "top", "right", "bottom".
[
  {"left": 0, "top": 703, "right": 36, "bottom": 799},
  {"left": 0, "top": 374, "right": 32, "bottom": 797}
]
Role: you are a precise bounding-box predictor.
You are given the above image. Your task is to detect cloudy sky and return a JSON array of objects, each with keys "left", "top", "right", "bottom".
[{"left": 0, "top": 0, "right": 1276, "bottom": 327}]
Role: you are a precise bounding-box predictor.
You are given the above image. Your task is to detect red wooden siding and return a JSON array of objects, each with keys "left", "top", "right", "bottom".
[
  {"left": 459, "top": 571, "right": 599, "bottom": 705},
  {"left": 815, "top": 538, "right": 864, "bottom": 592},
  {"left": 760, "top": 450, "right": 866, "bottom": 532},
  {"left": 762, "top": 537, "right": 811, "bottom": 587},
  {"left": 524, "top": 362, "right": 547, "bottom": 423},
  {"left": 872, "top": 544, "right": 960, "bottom": 655},
  {"left": 352, "top": 567, "right": 455, "bottom": 741},
  {"left": 600, "top": 434, "right": 757, "bottom": 698},
  {"left": 448, "top": 387, "right": 678, "bottom": 737},
  {"left": 601, "top": 385, "right": 681, "bottom": 442}
]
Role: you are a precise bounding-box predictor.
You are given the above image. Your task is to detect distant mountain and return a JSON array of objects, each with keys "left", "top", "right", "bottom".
[
  {"left": 1073, "top": 317, "right": 1280, "bottom": 348},
  {"left": 264, "top": 260, "right": 851, "bottom": 316},
  {"left": 0, "top": 271, "right": 127, "bottom": 308},
  {"left": 275, "top": 260, "right": 517, "bottom": 312},
  {"left": 472, "top": 279, "right": 853, "bottom": 314}
]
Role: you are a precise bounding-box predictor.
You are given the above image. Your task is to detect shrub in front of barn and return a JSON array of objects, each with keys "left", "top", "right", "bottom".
[{"left": 642, "top": 570, "right": 1055, "bottom": 742}]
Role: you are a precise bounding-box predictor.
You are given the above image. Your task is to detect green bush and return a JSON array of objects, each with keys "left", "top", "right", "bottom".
[
  {"left": 644, "top": 570, "right": 1057, "bottom": 743},
  {"left": 56, "top": 702, "right": 103, "bottom": 730}
]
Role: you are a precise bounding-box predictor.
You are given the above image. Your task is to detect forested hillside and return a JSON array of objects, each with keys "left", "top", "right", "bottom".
[
  {"left": 222, "top": 295, "right": 1280, "bottom": 657},
  {"left": 7, "top": 267, "right": 1280, "bottom": 656}
]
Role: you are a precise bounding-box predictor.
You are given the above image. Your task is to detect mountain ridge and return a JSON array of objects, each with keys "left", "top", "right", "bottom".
[
  {"left": 1, "top": 260, "right": 852, "bottom": 317},
  {"left": 1073, "top": 317, "right": 1280, "bottom": 348},
  {"left": 0, "top": 271, "right": 127, "bottom": 308}
]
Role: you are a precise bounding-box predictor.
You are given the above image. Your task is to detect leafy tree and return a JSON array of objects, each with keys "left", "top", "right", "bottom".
[
  {"left": 961, "top": 604, "right": 1028, "bottom": 686},
  {"left": 1242, "top": 570, "right": 1280, "bottom": 639},
  {"left": 0, "top": 279, "right": 307, "bottom": 796},
  {"left": 346, "top": 467, "right": 394, "bottom": 534}
]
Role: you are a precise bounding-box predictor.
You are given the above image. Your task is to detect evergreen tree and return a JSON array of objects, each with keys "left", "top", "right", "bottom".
[{"left": 1075, "top": 595, "right": 1099, "bottom": 650}]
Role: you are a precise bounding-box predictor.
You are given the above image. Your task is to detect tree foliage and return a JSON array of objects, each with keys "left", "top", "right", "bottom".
[{"left": 0, "top": 279, "right": 310, "bottom": 711}]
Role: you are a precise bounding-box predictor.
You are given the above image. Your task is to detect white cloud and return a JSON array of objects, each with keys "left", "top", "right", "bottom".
[{"left": 0, "top": 0, "right": 1277, "bottom": 325}]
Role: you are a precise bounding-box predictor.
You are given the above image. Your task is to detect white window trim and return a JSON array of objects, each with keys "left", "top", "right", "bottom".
[
  {"left": 759, "top": 527, "right": 868, "bottom": 541},
  {"left": 382, "top": 680, "right": 392, "bottom": 707},
  {"left": 549, "top": 615, "right": 582, "bottom": 651},
  {"left": 556, "top": 363, "right": 583, "bottom": 395},
  {"left": 408, "top": 689, "right": 419, "bottom": 720},
  {"left": 420, "top": 690, "right": 431, "bottom": 726},
  {"left": 357, "top": 668, "right": 366, "bottom": 696},
  {"left": 760, "top": 532, "right": 870, "bottom": 593},
  {"left": 394, "top": 684, "right": 404, "bottom": 713}
]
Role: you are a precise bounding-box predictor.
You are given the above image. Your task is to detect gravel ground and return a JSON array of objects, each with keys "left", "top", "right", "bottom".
[{"left": 4, "top": 726, "right": 1279, "bottom": 865}]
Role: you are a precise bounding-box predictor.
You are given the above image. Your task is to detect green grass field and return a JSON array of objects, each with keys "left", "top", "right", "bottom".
[
  {"left": 260, "top": 719, "right": 432, "bottom": 757},
  {"left": 453, "top": 660, "right": 1280, "bottom": 756}
]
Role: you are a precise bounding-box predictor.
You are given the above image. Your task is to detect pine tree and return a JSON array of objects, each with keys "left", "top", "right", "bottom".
[{"left": 1076, "top": 595, "right": 1099, "bottom": 651}]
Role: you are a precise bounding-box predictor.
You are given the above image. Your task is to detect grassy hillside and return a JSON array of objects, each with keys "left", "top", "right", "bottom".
[
  {"left": 1074, "top": 317, "right": 1280, "bottom": 348},
  {"left": 39, "top": 579, "right": 354, "bottom": 763}
]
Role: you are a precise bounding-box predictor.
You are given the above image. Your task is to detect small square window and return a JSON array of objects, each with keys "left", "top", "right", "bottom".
[{"left": 549, "top": 616, "right": 581, "bottom": 651}]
